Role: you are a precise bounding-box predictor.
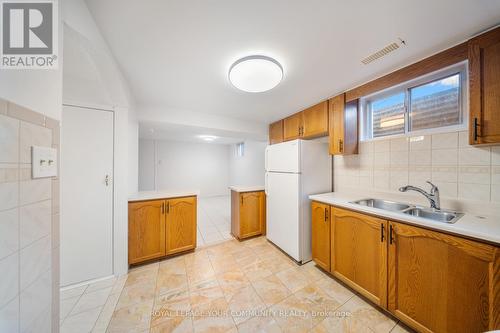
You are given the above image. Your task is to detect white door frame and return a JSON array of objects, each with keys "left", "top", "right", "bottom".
[{"left": 62, "top": 102, "right": 117, "bottom": 285}]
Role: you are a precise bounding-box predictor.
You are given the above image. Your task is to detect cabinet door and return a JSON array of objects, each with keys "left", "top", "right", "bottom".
[
  {"left": 128, "top": 200, "right": 166, "bottom": 264},
  {"left": 240, "top": 191, "right": 265, "bottom": 238},
  {"left": 269, "top": 120, "right": 284, "bottom": 145},
  {"left": 331, "top": 208, "right": 387, "bottom": 307},
  {"left": 302, "top": 101, "right": 328, "bottom": 138},
  {"left": 311, "top": 201, "right": 330, "bottom": 271},
  {"left": 388, "top": 222, "right": 500, "bottom": 333},
  {"left": 283, "top": 113, "right": 303, "bottom": 141},
  {"left": 469, "top": 26, "right": 500, "bottom": 145},
  {"left": 166, "top": 196, "right": 197, "bottom": 255},
  {"left": 328, "top": 94, "right": 358, "bottom": 155}
]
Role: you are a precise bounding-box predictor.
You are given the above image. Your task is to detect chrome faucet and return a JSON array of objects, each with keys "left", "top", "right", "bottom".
[{"left": 399, "top": 181, "right": 440, "bottom": 210}]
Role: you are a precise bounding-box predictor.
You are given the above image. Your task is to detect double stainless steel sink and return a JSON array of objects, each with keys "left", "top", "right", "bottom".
[{"left": 350, "top": 198, "right": 463, "bottom": 224}]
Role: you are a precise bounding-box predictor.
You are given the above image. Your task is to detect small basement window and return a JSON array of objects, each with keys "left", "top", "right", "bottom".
[
  {"left": 235, "top": 142, "right": 245, "bottom": 157},
  {"left": 360, "top": 62, "right": 467, "bottom": 140}
]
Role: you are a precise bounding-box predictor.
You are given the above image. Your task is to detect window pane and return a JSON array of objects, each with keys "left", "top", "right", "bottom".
[
  {"left": 371, "top": 92, "right": 405, "bottom": 138},
  {"left": 409, "top": 74, "right": 460, "bottom": 131}
]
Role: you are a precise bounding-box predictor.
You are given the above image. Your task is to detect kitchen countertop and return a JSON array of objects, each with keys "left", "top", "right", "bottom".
[
  {"left": 229, "top": 186, "right": 265, "bottom": 193},
  {"left": 309, "top": 192, "right": 500, "bottom": 246},
  {"left": 129, "top": 190, "right": 200, "bottom": 202}
]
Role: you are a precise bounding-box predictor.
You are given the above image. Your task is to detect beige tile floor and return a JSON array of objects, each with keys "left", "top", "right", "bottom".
[{"left": 61, "top": 236, "right": 413, "bottom": 333}]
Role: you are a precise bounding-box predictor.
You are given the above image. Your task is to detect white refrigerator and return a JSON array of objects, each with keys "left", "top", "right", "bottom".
[{"left": 265, "top": 139, "right": 331, "bottom": 263}]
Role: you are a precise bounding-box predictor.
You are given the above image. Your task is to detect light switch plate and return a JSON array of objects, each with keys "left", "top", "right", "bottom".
[{"left": 32, "top": 146, "right": 58, "bottom": 178}]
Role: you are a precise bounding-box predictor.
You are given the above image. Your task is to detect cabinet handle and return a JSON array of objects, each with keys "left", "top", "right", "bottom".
[
  {"left": 166, "top": 201, "right": 170, "bottom": 214},
  {"left": 324, "top": 208, "right": 328, "bottom": 221},
  {"left": 380, "top": 223, "right": 385, "bottom": 242},
  {"left": 473, "top": 117, "right": 479, "bottom": 142},
  {"left": 389, "top": 224, "right": 394, "bottom": 244},
  {"left": 241, "top": 196, "right": 243, "bottom": 205},
  {"left": 161, "top": 202, "right": 164, "bottom": 214},
  {"left": 338, "top": 139, "right": 343, "bottom": 153}
]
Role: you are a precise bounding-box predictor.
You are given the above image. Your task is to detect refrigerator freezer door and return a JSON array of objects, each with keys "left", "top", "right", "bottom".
[
  {"left": 266, "top": 172, "right": 301, "bottom": 261},
  {"left": 265, "top": 140, "right": 300, "bottom": 173}
]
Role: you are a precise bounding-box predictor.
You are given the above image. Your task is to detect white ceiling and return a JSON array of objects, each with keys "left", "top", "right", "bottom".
[{"left": 85, "top": 0, "right": 500, "bottom": 126}]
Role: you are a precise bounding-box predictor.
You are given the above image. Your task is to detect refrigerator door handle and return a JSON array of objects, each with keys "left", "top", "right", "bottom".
[
  {"left": 264, "top": 147, "right": 269, "bottom": 171},
  {"left": 265, "top": 173, "right": 269, "bottom": 196}
]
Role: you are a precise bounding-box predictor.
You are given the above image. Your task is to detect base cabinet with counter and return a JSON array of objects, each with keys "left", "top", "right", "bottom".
[
  {"left": 128, "top": 195, "right": 197, "bottom": 265},
  {"left": 231, "top": 189, "right": 266, "bottom": 240},
  {"left": 311, "top": 202, "right": 500, "bottom": 333}
]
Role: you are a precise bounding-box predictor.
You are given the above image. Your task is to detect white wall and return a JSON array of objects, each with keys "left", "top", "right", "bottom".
[
  {"left": 139, "top": 139, "right": 231, "bottom": 197},
  {"left": 229, "top": 141, "right": 266, "bottom": 187},
  {"left": 139, "top": 139, "right": 156, "bottom": 191}
]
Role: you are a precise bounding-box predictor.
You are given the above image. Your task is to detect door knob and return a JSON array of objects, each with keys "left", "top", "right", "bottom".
[{"left": 105, "top": 175, "right": 110, "bottom": 186}]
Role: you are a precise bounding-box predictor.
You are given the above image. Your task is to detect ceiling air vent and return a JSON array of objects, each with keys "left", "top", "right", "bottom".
[{"left": 361, "top": 39, "right": 405, "bottom": 65}]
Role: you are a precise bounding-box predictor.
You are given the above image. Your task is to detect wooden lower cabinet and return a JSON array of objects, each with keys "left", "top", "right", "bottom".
[
  {"left": 128, "top": 199, "right": 166, "bottom": 265},
  {"left": 128, "top": 196, "right": 197, "bottom": 265},
  {"left": 166, "top": 196, "right": 197, "bottom": 255},
  {"left": 388, "top": 221, "right": 500, "bottom": 333},
  {"left": 331, "top": 207, "right": 387, "bottom": 307},
  {"left": 231, "top": 190, "right": 266, "bottom": 240},
  {"left": 311, "top": 201, "right": 330, "bottom": 271}
]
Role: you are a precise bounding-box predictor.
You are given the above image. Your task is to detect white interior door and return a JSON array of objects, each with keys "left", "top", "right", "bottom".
[
  {"left": 266, "top": 172, "right": 300, "bottom": 261},
  {"left": 61, "top": 105, "right": 114, "bottom": 287}
]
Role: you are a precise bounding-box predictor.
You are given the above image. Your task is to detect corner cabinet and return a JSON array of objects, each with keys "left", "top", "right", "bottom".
[
  {"left": 469, "top": 26, "right": 500, "bottom": 145},
  {"left": 128, "top": 196, "right": 197, "bottom": 265},
  {"left": 388, "top": 221, "right": 500, "bottom": 333},
  {"left": 231, "top": 190, "right": 266, "bottom": 240},
  {"left": 328, "top": 94, "right": 358, "bottom": 155},
  {"left": 331, "top": 207, "right": 387, "bottom": 307}
]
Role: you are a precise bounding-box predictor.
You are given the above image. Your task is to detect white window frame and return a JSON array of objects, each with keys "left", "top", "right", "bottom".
[{"left": 360, "top": 61, "right": 468, "bottom": 141}]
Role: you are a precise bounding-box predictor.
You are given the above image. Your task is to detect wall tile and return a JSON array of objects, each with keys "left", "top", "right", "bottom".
[
  {"left": 390, "top": 137, "right": 408, "bottom": 152},
  {"left": 0, "top": 114, "right": 19, "bottom": 163},
  {"left": 20, "top": 200, "right": 51, "bottom": 248},
  {"left": 358, "top": 141, "right": 373, "bottom": 154},
  {"left": 390, "top": 151, "right": 409, "bottom": 167},
  {"left": 0, "top": 163, "right": 19, "bottom": 183},
  {"left": 373, "top": 170, "right": 390, "bottom": 190},
  {"left": 492, "top": 166, "right": 500, "bottom": 185},
  {"left": 374, "top": 140, "right": 390, "bottom": 153},
  {"left": 374, "top": 152, "right": 390, "bottom": 168},
  {"left": 0, "top": 253, "right": 19, "bottom": 309},
  {"left": 458, "top": 166, "right": 491, "bottom": 185},
  {"left": 0, "top": 182, "right": 19, "bottom": 211},
  {"left": 490, "top": 147, "right": 500, "bottom": 165},
  {"left": 409, "top": 135, "right": 431, "bottom": 151},
  {"left": 20, "top": 178, "right": 51, "bottom": 206},
  {"left": 8, "top": 103, "right": 45, "bottom": 126},
  {"left": 409, "top": 167, "right": 432, "bottom": 189},
  {"left": 0, "top": 99, "right": 7, "bottom": 115},
  {"left": 20, "top": 269, "right": 51, "bottom": 332},
  {"left": 20, "top": 235, "right": 51, "bottom": 290},
  {"left": 390, "top": 169, "right": 409, "bottom": 191},
  {"left": 51, "top": 214, "right": 60, "bottom": 249},
  {"left": 431, "top": 132, "right": 458, "bottom": 149},
  {"left": 0, "top": 208, "right": 19, "bottom": 259},
  {"left": 431, "top": 149, "right": 457, "bottom": 166},
  {"left": 458, "top": 147, "right": 490, "bottom": 166},
  {"left": 458, "top": 183, "right": 490, "bottom": 201},
  {"left": 0, "top": 296, "right": 19, "bottom": 332},
  {"left": 458, "top": 131, "right": 471, "bottom": 148},
  {"left": 492, "top": 185, "right": 500, "bottom": 203},
  {"left": 19, "top": 121, "right": 52, "bottom": 163},
  {"left": 409, "top": 150, "right": 431, "bottom": 166},
  {"left": 433, "top": 181, "right": 458, "bottom": 198},
  {"left": 432, "top": 166, "right": 458, "bottom": 183}
]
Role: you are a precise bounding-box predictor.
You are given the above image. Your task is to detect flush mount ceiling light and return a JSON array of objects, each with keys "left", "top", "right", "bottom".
[
  {"left": 228, "top": 55, "right": 283, "bottom": 93},
  {"left": 197, "top": 135, "right": 217, "bottom": 142}
]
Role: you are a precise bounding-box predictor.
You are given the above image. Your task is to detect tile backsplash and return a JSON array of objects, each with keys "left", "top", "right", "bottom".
[
  {"left": 334, "top": 131, "right": 500, "bottom": 203},
  {"left": 0, "top": 99, "right": 59, "bottom": 333}
]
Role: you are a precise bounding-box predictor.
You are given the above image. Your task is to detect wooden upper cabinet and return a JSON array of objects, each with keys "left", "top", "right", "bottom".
[
  {"left": 328, "top": 94, "right": 358, "bottom": 155},
  {"left": 165, "top": 196, "right": 197, "bottom": 255},
  {"left": 388, "top": 221, "right": 500, "bottom": 333},
  {"left": 302, "top": 101, "right": 329, "bottom": 138},
  {"left": 269, "top": 120, "right": 284, "bottom": 144},
  {"left": 283, "top": 112, "right": 303, "bottom": 141},
  {"left": 128, "top": 199, "right": 166, "bottom": 264},
  {"left": 331, "top": 207, "right": 387, "bottom": 307},
  {"left": 311, "top": 201, "right": 330, "bottom": 271},
  {"left": 469, "top": 26, "right": 500, "bottom": 145}
]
